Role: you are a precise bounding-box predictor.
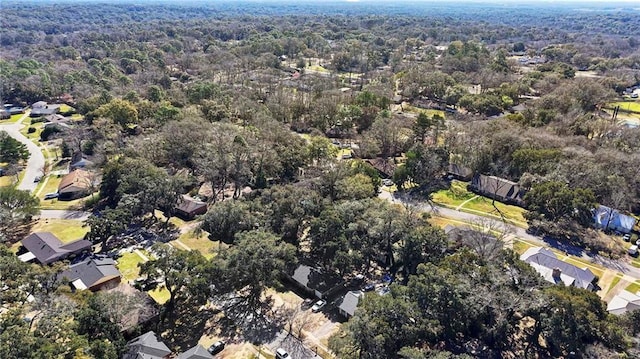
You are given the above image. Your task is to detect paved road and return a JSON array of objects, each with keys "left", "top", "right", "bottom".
[
  {"left": 0, "top": 114, "right": 45, "bottom": 192},
  {"left": 380, "top": 189, "right": 640, "bottom": 280},
  {"left": 38, "top": 210, "right": 91, "bottom": 221}
]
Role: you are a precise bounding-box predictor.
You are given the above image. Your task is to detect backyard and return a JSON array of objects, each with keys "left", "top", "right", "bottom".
[{"left": 30, "top": 219, "right": 90, "bottom": 242}]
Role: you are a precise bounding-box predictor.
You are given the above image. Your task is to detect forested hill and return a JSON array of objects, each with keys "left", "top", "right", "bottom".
[{"left": 3, "top": 1, "right": 640, "bottom": 37}]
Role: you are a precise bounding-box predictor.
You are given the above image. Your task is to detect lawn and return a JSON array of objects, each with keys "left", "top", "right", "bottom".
[
  {"left": 0, "top": 175, "right": 16, "bottom": 187},
  {"left": 148, "top": 286, "right": 171, "bottom": 305},
  {"left": 116, "top": 251, "right": 146, "bottom": 282},
  {"left": 459, "top": 196, "right": 527, "bottom": 226},
  {"left": 30, "top": 219, "right": 90, "bottom": 242},
  {"left": 431, "top": 180, "right": 475, "bottom": 208},
  {"left": 512, "top": 240, "right": 534, "bottom": 254},
  {"left": 308, "top": 65, "right": 330, "bottom": 73},
  {"left": 59, "top": 104, "right": 75, "bottom": 113},
  {"left": 36, "top": 175, "right": 62, "bottom": 198},
  {"left": 39, "top": 195, "right": 89, "bottom": 210},
  {"left": 7, "top": 113, "right": 25, "bottom": 123},
  {"left": 607, "top": 276, "right": 622, "bottom": 294},
  {"left": 607, "top": 101, "right": 640, "bottom": 114},
  {"left": 20, "top": 121, "right": 44, "bottom": 143},
  {"left": 402, "top": 104, "right": 446, "bottom": 119},
  {"left": 625, "top": 281, "right": 640, "bottom": 295},
  {"left": 174, "top": 230, "right": 220, "bottom": 259}
]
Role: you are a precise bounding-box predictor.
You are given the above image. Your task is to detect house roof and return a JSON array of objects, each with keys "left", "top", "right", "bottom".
[
  {"left": 520, "top": 247, "right": 595, "bottom": 290},
  {"left": 20, "top": 232, "right": 92, "bottom": 265},
  {"left": 58, "top": 169, "right": 92, "bottom": 194},
  {"left": 44, "top": 114, "right": 69, "bottom": 124},
  {"left": 607, "top": 290, "right": 640, "bottom": 315},
  {"left": 338, "top": 291, "right": 362, "bottom": 317},
  {"left": 175, "top": 195, "right": 207, "bottom": 214},
  {"left": 59, "top": 256, "right": 121, "bottom": 290},
  {"left": 177, "top": 345, "right": 213, "bottom": 359},
  {"left": 593, "top": 205, "right": 636, "bottom": 233},
  {"left": 447, "top": 163, "right": 473, "bottom": 179},
  {"left": 32, "top": 101, "right": 47, "bottom": 109},
  {"left": 123, "top": 331, "right": 172, "bottom": 359},
  {"left": 291, "top": 264, "right": 343, "bottom": 294},
  {"left": 363, "top": 158, "right": 397, "bottom": 177},
  {"left": 471, "top": 174, "right": 523, "bottom": 203}
]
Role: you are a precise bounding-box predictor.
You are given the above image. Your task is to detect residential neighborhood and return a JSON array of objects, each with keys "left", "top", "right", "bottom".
[{"left": 1, "top": 1, "right": 640, "bottom": 359}]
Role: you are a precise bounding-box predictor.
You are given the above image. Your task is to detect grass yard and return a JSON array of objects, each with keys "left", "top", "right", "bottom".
[
  {"left": 175, "top": 230, "right": 220, "bottom": 259},
  {"left": 607, "top": 276, "right": 622, "bottom": 294},
  {"left": 626, "top": 281, "right": 640, "bottom": 295},
  {"left": 308, "top": 65, "right": 330, "bottom": 73},
  {"left": 39, "top": 196, "right": 88, "bottom": 210},
  {"left": 59, "top": 104, "right": 75, "bottom": 113},
  {"left": 20, "top": 121, "right": 44, "bottom": 143},
  {"left": 7, "top": 113, "right": 25, "bottom": 123},
  {"left": 37, "top": 175, "right": 62, "bottom": 198},
  {"left": 31, "top": 219, "right": 90, "bottom": 242},
  {"left": 402, "top": 104, "right": 446, "bottom": 119},
  {"left": 148, "top": 286, "right": 171, "bottom": 305},
  {"left": 459, "top": 196, "right": 527, "bottom": 226},
  {"left": 431, "top": 180, "right": 475, "bottom": 208},
  {"left": 607, "top": 101, "right": 640, "bottom": 114},
  {"left": 512, "top": 240, "right": 534, "bottom": 255},
  {"left": 117, "top": 251, "right": 146, "bottom": 282},
  {"left": 0, "top": 175, "right": 16, "bottom": 187}
]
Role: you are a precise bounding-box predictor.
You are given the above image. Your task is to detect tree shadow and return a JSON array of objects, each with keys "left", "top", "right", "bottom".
[{"left": 159, "top": 301, "right": 215, "bottom": 353}]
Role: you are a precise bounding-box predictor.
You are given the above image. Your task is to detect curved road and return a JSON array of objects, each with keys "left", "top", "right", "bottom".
[
  {"left": 380, "top": 190, "right": 640, "bottom": 280},
  {"left": 0, "top": 113, "right": 45, "bottom": 192}
]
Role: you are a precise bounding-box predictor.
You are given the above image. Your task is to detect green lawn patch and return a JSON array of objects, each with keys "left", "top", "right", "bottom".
[
  {"left": 512, "top": 240, "right": 533, "bottom": 255},
  {"left": 431, "top": 180, "right": 474, "bottom": 208},
  {"left": 148, "top": 286, "right": 171, "bottom": 305},
  {"left": 39, "top": 195, "right": 89, "bottom": 210},
  {"left": 116, "top": 252, "right": 146, "bottom": 282},
  {"left": 31, "top": 219, "right": 90, "bottom": 243},
  {"left": 308, "top": 65, "right": 330, "bottom": 73},
  {"left": 175, "top": 230, "right": 219, "bottom": 259},
  {"left": 19, "top": 121, "right": 44, "bottom": 142},
  {"left": 459, "top": 196, "right": 527, "bottom": 225},
  {"left": 607, "top": 276, "right": 622, "bottom": 294},
  {"left": 625, "top": 282, "right": 640, "bottom": 295},
  {"left": 58, "top": 104, "right": 75, "bottom": 113},
  {"left": 607, "top": 101, "right": 640, "bottom": 114},
  {"left": 402, "top": 105, "right": 446, "bottom": 119},
  {"left": 0, "top": 175, "right": 16, "bottom": 187},
  {"left": 7, "top": 113, "right": 25, "bottom": 123}
]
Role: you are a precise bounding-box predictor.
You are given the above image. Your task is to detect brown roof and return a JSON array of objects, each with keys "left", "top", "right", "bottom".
[
  {"left": 175, "top": 195, "right": 207, "bottom": 214},
  {"left": 364, "top": 158, "right": 397, "bottom": 177},
  {"left": 58, "top": 169, "right": 92, "bottom": 194},
  {"left": 471, "top": 174, "right": 523, "bottom": 204}
]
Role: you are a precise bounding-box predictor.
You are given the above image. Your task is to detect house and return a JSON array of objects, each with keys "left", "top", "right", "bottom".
[
  {"left": 469, "top": 174, "right": 524, "bottom": 206},
  {"left": 338, "top": 290, "right": 363, "bottom": 318},
  {"left": 43, "top": 114, "right": 71, "bottom": 128},
  {"left": 69, "top": 151, "right": 94, "bottom": 170},
  {"left": 174, "top": 195, "right": 208, "bottom": 220},
  {"left": 59, "top": 256, "right": 121, "bottom": 291},
  {"left": 288, "top": 264, "right": 344, "bottom": 299},
  {"left": 363, "top": 158, "right": 397, "bottom": 179},
  {"left": 58, "top": 169, "right": 93, "bottom": 200},
  {"left": 177, "top": 345, "right": 213, "bottom": 359},
  {"left": 30, "top": 102, "right": 60, "bottom": 117},
  {"left": 447, "top": 163, "right": 473, "bottom": 181},
  {"left": 520, "top": 247, "right": 595, "bottom": 291},
  {"left": 593, "top": 205, "right": 637, "bottom": 234},
  {"left": 106, "top": 284, "right": 159, "bottom": 333},
  {"left": 18, "top": 232, "right": 92, "bottom": 265},
  {"left": 607, "top": 290, "right": 640, "bottom": 315},
  {"left": 122, "top": 331, "right": 172, "bottom": 359}
]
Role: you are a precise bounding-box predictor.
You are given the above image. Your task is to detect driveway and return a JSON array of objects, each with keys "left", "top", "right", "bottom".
[
  {"left": 38, "top": 210, "right": 92, "bottom": 221},
  {"left": 0, "top": 115, "right": 45, "bottom": 192},
  {"left": 380, "top": 190, "right": 640, "bottom": 281}
]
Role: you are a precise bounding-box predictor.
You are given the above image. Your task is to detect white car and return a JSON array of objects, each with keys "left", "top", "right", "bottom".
[
  {"left": 382, "top": 179, "right": 393, "bottom": 186},
  {"left": 276, "top": 348, "right": 290, "bottom": 359},
  {"left": 311, "top": 299, "right": 326, "bottom": 312}
]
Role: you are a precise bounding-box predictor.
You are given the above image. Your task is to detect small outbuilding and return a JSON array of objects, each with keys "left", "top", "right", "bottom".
[
  {"left": 174, "top": 195, "right": 208, "bottom": 220},
  {"left": 338, "top": 290, "right": 363, "bottom": 318}
]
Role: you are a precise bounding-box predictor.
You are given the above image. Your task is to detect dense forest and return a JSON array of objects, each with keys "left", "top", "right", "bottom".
[{"left": 1, "top": 1, "right": 640, "bottom": 359}]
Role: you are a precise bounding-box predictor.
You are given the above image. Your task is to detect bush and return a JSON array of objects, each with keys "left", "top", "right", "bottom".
[{"left": 27, "top": 127, "right": 36, "bottom": 134}]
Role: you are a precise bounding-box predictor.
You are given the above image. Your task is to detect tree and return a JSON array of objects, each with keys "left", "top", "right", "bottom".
[
  {"left": 94, "top": 98, "right": 138, "bottom": 126},
  {"left": 0, "top": 132, "right": 29, "bottom": 163},
  {"left": 76, "top": 294, "right": 126, "bottom": 358},
  {"left": 139, "top": 244, "right": 212, "bottom": 318},
  {"left": 0, "top": 187, "right": 39, "bottom": 243},
  {"left": 214, "top": 230, "right": 296, "bottom": 320},
  {"left": 200, "top": 200, "right": 259, "bottom": 244},
  {"left": 524, "top": 181, "right": 596, "bottom": 227}
]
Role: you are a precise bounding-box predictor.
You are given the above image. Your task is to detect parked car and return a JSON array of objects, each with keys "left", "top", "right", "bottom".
[
  {"left": 33, "top": 176, "right": 42, "bottom": 182},
  {"left": 276, "top": 348, "right": 290, "bottom": 359},
  {"left": 622, "top": 233, "right": 631, "bottom": 241},
  {"left": 629, "top": 245, "right": 638, "bottom": 257},
  {"left": 382, "top": 178, "right": 393, "bottom": 186},
  {"left": 362, "top": 283, "right": 375, "bottom": 292},
  {"left": 311, "top": 299, "right": 326, "bottom": 313},
  {"left": 208, "top": 340, "right": 225, "bottom": 355},
  {"left": 44, "top": 192, "right": 59, "bottom": 200}
]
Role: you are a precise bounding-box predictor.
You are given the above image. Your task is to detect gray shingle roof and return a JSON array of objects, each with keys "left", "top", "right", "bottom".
[
  {"left": 59, "top": 256, "right": 121, "bottom": 290},
  {"left": 21, "top": 232, "right": 92, "bottom": 264},
  {"left": 177, "top": 345, "right": 213, "bottom": 359},
  {"left": 520, "top": 247, "right": 595, "bottom": 290},
  {"left": 123, "top": 331, "right": 172, "bottom": 359},
  {"left": 338, "top": 291, "right": 362, "bottom": 317}
]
